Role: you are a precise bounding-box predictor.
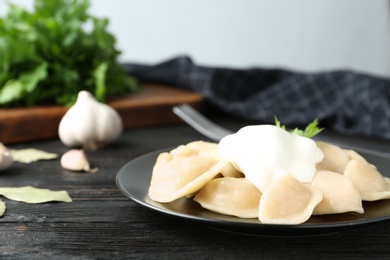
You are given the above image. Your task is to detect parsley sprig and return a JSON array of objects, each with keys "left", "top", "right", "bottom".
[{"left": 274, "top": 116, "right": 324, "bottom": 138}]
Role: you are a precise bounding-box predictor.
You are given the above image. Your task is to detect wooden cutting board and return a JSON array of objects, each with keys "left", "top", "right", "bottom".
[{"left": 0, "top": 83, "right": 203, "bottom": 144}]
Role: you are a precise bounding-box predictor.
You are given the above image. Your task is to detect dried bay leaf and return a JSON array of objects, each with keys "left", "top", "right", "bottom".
[
  {"left": 0, "top": 186, "right": 72, "bottom": 204},
  {"left": 10, "top": 149, "right": 58, "bottom": 163},
  {"left": 0, "top": 199, "right": 5, "bottom": 217}
]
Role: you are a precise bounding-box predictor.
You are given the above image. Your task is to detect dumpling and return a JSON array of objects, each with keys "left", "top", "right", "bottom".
[
  {"left": 186, "top": 141, "right": 244, "bottom": 178},
  {"left": 344, "top": 149, "right": 367, "bottom": 162},
  {"left": 311, "top": 170, "right": 364, "bottom": 215},
  {"left": 344, "top": 149, "right": 377, "bottom": 169},
  {"left": 194, "top": 177, "right": 261, "bottom": 218},
  {"left": 169, "top": 141, "right": 214, "bottom": 158},
  {"left": 258, "top": 174, "right": 322, "bottom": 224},
  {"left": 316, "top": 141, "right": 350, "bottom": 173},
  {"left": 219, "top": 162, "right": 244, "bottom": 178},
  {"left": 186, "top": 140, "right": 219, "bottom": 152},
  {"left": 343, "top": 159, "right": 390, "bottom": 201},
  {"left": 148, "top": 152, "right": 226, "bottom": 203}
]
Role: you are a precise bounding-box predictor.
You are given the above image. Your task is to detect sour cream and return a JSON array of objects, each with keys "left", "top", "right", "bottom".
[{"left": 218, "top": 125, "right": 324, "bottom": 193}]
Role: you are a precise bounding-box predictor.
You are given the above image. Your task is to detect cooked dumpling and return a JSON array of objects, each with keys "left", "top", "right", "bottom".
[
  {"left": 169, "top": 141, "right": 218, "bottom": 158},
  {"left": 343, "top": 159, "right": 390, "bottom": 201},
  {"left": 169, "top": 145, "right": 199, "bottom": 158},
  {"left": 259, "top": 174, "right": 322, "bottom": 224},
  {"left": 187, "top": 140, "right": 219, "bottom": 152},
  {"left": 148, "top": 152, "right": 226, "bottom": 203},
  {"left": 311, "top": 170, "right": 364, "bottom": 215},
  {"left": 344, "top": 149, "right": 367, "bottom": 162},
  {"left": 169, "top": 141, "right": 212, "bottom": 158},
  {"left": 316, "top": 141, "right": 350, "bottom": 173},
  {"left": 344, "top": 149, "right": 377, "bottom": 169},
  {"left": 187, "top": 141, "right": 244, "bottom": 178},
  {"left": 219, "top": 162, "right": 244, "bottom": 178},
  {"left": 194, "top": 177, "right": 261, "bottom": 218}
]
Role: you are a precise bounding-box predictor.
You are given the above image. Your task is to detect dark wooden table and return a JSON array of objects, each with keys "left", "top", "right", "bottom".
[{"left": 1, "top": 114, "right": 390, "bottom": 259}]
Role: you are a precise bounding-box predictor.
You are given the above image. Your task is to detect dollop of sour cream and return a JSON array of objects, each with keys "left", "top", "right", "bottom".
[{"left": 218, "top": 125, "right": 324, "bottom": 193}]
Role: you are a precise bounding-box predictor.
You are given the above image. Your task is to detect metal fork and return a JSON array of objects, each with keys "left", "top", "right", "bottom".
[
  {"left": 172, "top": 104, "right": 390, "bottom": 158},
  {"left": 172, "top": 104, "right": 233, "bottom": 142}
]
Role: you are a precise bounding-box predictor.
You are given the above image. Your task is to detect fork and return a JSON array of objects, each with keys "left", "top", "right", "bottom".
[
  {"left": 172, "top": 104, "right": 390, "bottom": 158},
  {"left": 172, "top": 104, "right": 233, "bottom": 142}
]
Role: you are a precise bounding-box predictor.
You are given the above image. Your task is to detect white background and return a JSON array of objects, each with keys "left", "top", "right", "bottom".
[{"left": 1, "top": 0, "right": 390, "bottom": 78}]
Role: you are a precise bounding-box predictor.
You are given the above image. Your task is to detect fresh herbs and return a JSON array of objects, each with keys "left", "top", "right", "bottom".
[
  {"left": 0, "top": 0, "right": 137, "bottom": 107},
  {"left": 274, "top": 116, "right": 324, "bottom": 138}
]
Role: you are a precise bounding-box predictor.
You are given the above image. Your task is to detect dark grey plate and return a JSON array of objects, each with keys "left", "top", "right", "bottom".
[{"left": 116, "top": 147, "right": 390, "bottom": 236}]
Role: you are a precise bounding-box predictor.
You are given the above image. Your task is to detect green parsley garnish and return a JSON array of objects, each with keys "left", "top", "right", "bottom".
[{"left": 274, "top": 116, "right": 324, "bottom": 138}]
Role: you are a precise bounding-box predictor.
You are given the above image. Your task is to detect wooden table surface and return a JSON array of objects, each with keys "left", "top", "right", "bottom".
[{"left": 1, "top": 112, "right": 390, "bottom": 259}]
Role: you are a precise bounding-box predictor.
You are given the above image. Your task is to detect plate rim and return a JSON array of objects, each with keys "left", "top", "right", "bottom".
[{"left": 116, "top": 146, "right": 390, "bottom": 235}]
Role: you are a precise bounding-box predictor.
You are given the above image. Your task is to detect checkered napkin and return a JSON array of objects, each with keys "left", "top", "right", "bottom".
[{"left": 123, "top": 56, "right": 390, "bottom": 140}]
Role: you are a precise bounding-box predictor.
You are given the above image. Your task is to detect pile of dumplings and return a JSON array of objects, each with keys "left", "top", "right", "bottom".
[{"left": 148, "top": 140, "right": 390, "bottom": 225}]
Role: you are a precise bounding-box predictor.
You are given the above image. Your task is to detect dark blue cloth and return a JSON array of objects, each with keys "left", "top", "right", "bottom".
[{"left": 123, "top": 56, "right": 390, "bottom": 140}]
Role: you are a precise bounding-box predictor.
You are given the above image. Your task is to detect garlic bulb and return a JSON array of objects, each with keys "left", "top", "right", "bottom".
[
  {"left": 0, "top": 143, "right": 13, "bottom": 171},
  {"left": 61, "top": 149, "right": 97, "bottom": 173},
  {"left": 58, "top": 91, "right": 123, "bottom": 149}
]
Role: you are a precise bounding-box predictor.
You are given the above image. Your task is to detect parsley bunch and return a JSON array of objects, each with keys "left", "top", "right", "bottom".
[{"left": 0, "top": 0, "right": 137, "bottom": 107}]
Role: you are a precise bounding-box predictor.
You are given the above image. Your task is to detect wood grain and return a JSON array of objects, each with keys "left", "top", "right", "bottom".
[
  {"left": 0, "top": 83, "right": 203, "bottom": 144},
  {"left": 0, "top": 121, "right": 390, "bottom": 259}
]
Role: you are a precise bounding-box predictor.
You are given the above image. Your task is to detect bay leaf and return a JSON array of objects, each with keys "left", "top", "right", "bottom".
[
  {"left": 10, "top": 148, "right": 58, "bottom": 163},
  {"left": 0, "top": 186, "right": 72, "bottom": 203},
  {"left": 0, "top": 199, "right": 5, "bottom": 217}
]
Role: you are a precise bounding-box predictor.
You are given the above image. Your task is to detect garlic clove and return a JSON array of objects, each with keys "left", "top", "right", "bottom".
[
  {"left": 0, "top": 143, "right": 13, "bottom": 172},
  {"left": 60, "top": 149, "right": 97, "bottom": 173},
  {"left": 58, "top": 90, "right": 123, "bottom": 150}
]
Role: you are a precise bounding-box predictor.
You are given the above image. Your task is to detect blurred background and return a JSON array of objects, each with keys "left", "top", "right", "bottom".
[{"left": 1, "top": 0, "right": 389, "bottom": 79}]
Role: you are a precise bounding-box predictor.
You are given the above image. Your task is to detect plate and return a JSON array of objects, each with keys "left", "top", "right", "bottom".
[{"left": 116, "top": 147, "right": 390, "bottom": 236}]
